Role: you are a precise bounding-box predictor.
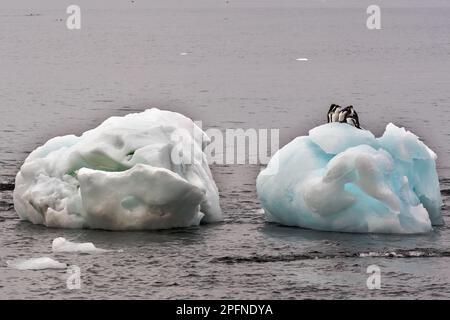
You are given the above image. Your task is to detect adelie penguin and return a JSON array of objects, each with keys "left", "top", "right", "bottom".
[
  {"left": 327, "top": 104, "right": 342, "bottom": 123},
  {"left": 340, "top": 105, "right": 361, "bottom": 129}
]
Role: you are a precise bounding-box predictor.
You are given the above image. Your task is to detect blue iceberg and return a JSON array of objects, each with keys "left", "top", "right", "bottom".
[{"left": 256, "top": 123, "right": 443, "bottom": 234}]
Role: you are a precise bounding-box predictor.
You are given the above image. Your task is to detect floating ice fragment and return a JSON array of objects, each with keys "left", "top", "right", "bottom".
[
  {"left": 52, "top": 237, "right": 109, "bottom": 253},
  {"left": 7, "top": 257, "right": 67, "bottom": 270}
]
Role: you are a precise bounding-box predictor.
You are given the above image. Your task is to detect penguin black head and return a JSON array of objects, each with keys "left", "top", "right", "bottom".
[{"left": 328, "top": 104, "right": 340, "bottom": 113}]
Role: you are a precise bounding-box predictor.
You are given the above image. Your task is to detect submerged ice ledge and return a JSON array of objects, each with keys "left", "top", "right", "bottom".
[
  {"left": 257, "top": 122, "right": 443, "bottom": 234},
  {"left": 13, "top": 108, "right": 222, "bottom": 230}
]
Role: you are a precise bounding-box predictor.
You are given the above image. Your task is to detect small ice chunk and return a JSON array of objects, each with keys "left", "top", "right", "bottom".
[
  {"left": 7, "top": 257, "right": 67, "bottom": 270},
  {"left": 52, "top": 237, "right": 109, "bottom": 253},
  {"left": 296, "top": 58, "right": 308, "bottom": 61}
]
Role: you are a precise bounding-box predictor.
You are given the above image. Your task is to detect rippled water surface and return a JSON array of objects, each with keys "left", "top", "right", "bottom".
[{"left": 1, "top": 0, "right": 450, "bottom": 299}]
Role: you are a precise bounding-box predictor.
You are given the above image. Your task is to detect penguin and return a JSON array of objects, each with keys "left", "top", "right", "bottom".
[
  {"left": 345, "top": 105, "right": 361, "bottom": 129},
  {"left": 338, "top": 105, "right": 361, "bottom": 129},
  {"left": 327, "top": 104, "right": 342, "bottom": 123}
]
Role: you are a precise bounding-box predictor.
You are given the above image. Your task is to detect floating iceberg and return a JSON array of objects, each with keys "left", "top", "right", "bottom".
[
  {"left": 257, "top": 123, "right": 443, "bottom": 234},
  {"left": 52, "top": 237, "right": 109, "bottom": 253},
  {"left": 14, "top": 108, "right": 222, "bottom": 230},
  {"left": 7, "top": 257, "right": 67, "bottom": 270}
]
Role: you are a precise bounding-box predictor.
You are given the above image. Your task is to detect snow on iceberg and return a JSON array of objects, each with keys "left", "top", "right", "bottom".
[
  {"left": 257, "top": 122, "right": 443, "bottom": 234},
  {"left": 7, "top": 257, "right": 67, "bottom": 270},
  {"left": 52, "top": 237, "right": 109, "bottom": 253},
  {"left": 14, "top": 108, "right": 222, "bottom": 230}
]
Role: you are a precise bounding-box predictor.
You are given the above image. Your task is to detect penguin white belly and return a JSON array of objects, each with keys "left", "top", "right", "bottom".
[{"left": 332, "top": 110, "right": 341, "bottom": 122}]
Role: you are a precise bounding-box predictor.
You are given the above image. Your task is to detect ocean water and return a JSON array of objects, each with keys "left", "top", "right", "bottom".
[{"left": 1, "top": 0, "right": 450, "bottom": 299}]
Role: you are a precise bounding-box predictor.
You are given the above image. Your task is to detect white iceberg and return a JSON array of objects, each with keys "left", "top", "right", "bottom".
[
  {"left": 7, "top": 257, "right": 67, "bottom": 270},
  {"left": 257, "top": 123, "right": 443, "bottom": 234},
  {"left": 14, "top": 108, "right": 222, "bottom": 230},
  {"left": 52, "top": 237, "right": 109, "bottom": 253}
]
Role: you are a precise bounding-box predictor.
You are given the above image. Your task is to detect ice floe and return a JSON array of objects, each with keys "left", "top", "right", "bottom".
[
  {"left": 257, "top": 122, "right": 443, "bottom": 234},
  {"left": 14, "top": 108, "right": 222, "bottom": 230}
]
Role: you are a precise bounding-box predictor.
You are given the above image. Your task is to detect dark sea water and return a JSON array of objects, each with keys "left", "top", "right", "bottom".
[{"left": 1, "top": 0, "right": 450, "bottom": 299}]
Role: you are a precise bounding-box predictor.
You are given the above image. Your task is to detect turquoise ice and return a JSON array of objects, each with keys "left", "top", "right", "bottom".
[{"left": 257, "top": 123, "right": 443, "bottom": 234}]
